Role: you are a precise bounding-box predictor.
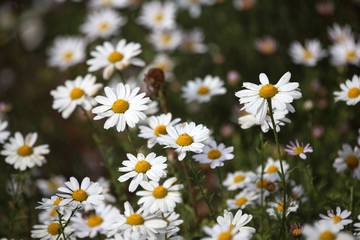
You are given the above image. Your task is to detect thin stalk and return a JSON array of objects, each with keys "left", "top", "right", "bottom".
[
  {"left": 126, "top": 126, "right": 137, "bottom": 155},
  {"left": 158, "top": 90, "right": 168, "bottom": 114},
  {"left": 216, "top": 167, "right": 224, "bottom": 207},
  {"left": 181, "top": 160, "right": 199, "bottom": 225},
  {"left": 350, "top": 177, "right": 354, "bottom": 211},
  {"left": 299, "top": 159, "right": 318, "bottom": 197},
  {"left": 259, "top": 132, "right": 266, "bottom": 234}
]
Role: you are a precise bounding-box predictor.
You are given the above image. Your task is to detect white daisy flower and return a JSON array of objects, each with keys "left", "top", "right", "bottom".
[
  {"left": 36, "top": 175, "right": 66, "bottom": 196},
  {"left": 193, "top": 140, "right": 234, "bottom": 169},
  {"left": 334, "top": 75, "right": 360, "bottom": 106},
  {"left": 38, "top": 208, "right": 61, "bottom": 223},
  {"left": 177, "top": 0, "right": 214, "bottom": 18},
  {"left": 31, "top": 221, "right": 74, "bottom": 240},
  {"left": 217, "top": 209, "right": 255, "bottom": 235},
  {"left": 328, "top": 23, "right": 353, "bottom": 43},
  {"left": 145, "top": 53, "right": 176, "bottom": 81},
  {"left": 88, "top": 0, "right": 131, "bottom": 9},
  {"left": 289, "top": 39, "right": 326, "bottom": 66},
  {"left": 97, "top": 177, "right": 116, "bottom": 202},
  {"left": 227, "top": 190, "right": 258, "bottom": 210},
  {"left": 50, "top": 74, "right": 103, "bottom": 119},
  {"left": 255, "top": 36, "right": 278, "bottom": 55},
  {"left": 182, "top": 75, "right": 226, "bottom": 103},
  {"left": 266, "top": 198, "right": 298, "bottom": 218},
  {"left": 157, "top": 122, "right": 210, "bottom": 161},
  {"left": 80, "top": 9, "right": 126, "bottom": 40},
  {"left": 223, "top": 171, "right": 253, "bottom": 191},
  {"left": 118, "top": 152, "right": 167, "bottom": 192},
  {"left": 87, "top": 40, "right": 145, "bottom": 80},
  {"left": 57, "top": 177, "right": 104, "bottom": 209},
  {"left": 72, "top": 203, "right": 120, "bottom": 238},
  {"left": 149, "top": 28, "right": 182, "bottom": 52},
  {"left": 137, "top": 1, "right": 177, "bottom": 30},
  {"left": 319, "top": 207, "right": 352, "bottom": 229},
  {"left": 36, "top": 196, "right": 67, "bottom": 213},
  {"left": 303, "top": 221, "right": 354, "bottom": 240},
  {"left": 139, "top": 113, "right": 181, "bottom": 148},
  {"left": 333, "top": 144, "right": 360, "bottom": 179},
  {"left": 354, "top": 215, "right": 360, "bottom": 236},
  {"left": 330, "top": 39, "right": 360, "bottom": 66},
  {"left": 157, "top": 212, "right": 183, "bottom": 239},
  {"left": 260, "top": 108, "right": 291, "bottom": 133},
  {"left": 180, "top": 28, "right": 208, "bottom": 53},
  {"left": 235, "top": 71, "right": 302, "bottom": 122},
  {"left": 0, "top": 119, "right": 10, "bottom": 143},
  {"left": 246, "top": 175, "right": 277, "bottom": 198},
  {"left": 259, "top": 157, "right": 289, "bottom": 182},
  {"left": 47, "top": 36, "right": 86, "bottom": 70},
  {"left": 202, "top": 224, "right": 251, "bottom": 240},
  {"left": 290, "top": 181, "right": 307, "bottom": 203},
  {"left": 1, "top": 132, "right": 49, "bottom": 171},
  {"left": 137, "top": 177, "right": 183, "bottom": 213},
  {"left": 106, "top": 201, "right": 167, "bottom": 240},
  {"left": 92, "top": 83, "right": 150, "bottom": 132}
]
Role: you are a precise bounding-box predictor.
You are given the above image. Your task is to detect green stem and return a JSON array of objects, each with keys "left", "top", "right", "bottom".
[
  {"left": 216, "top": 167, "right": 224, "bottom": 207},
  {"left": 126, "top": 126, "right": 137, "bottom": 155},
  {"left": 181, "top": 161, "right": 198, "bottom": 226},
  {"left": 299, "top": 159, "right": 317, "bottom": 197},
  {"left": 259, "top": 132, "right": 266, "bottom": 234},
  {"left": 350, "top": 177, "right": 354, "bottom": 212}
]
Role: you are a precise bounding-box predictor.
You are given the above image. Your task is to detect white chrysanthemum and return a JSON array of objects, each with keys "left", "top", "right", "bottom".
[
  {"left": 202, "top": 224, "right": 251, "bottom": 240},
  {"left": 57, "top": 177, "right": 104, "bottom": 209},
  {"left": 266, "top": 198, "right": 298, "bottom": 218},
  {"left": 290, "top": 181, "right": 307, "bottom": 203},
  {"left": 289, "top": 39, "right": 326, "bottom": 66},
  {"left": 177, "top": 0, "right": 214, "bottom": 18},
  {"left": 319, "top": 207, "right": 352, "bottom": 229},
  {"left": 97, "top": 177, "right": 116, "bottom": 202},
  {"left": 1, "top": 132, "right": 49, "bottom": 171},
  {"left": 303, "top": 221, "right": 354, "bottom": 240},
  {"left": 47, "top": 36, "right": 86, "bottom": 70},
  {"left": 334, "top": 75, "right": 360, "bottom": 106},
  {"left": 227, "top": 189, "right": 258, "bottom": 210},
  {"left": 87, "top": 40, "right": 145, "bottom": 80},
  {"left": 72, "top": 203, "right": 120, "bottom": 238},
  {"left": 88, "top": 0, "right": 131, "bottom": 9},
  {"left": 118, "top": 152, "right": 167, "bottom": 192},
  {"left": 50, "top": 74, "right": 103, "bottom": 119},
  {"left": 139, "top": 113, "right": 181, "bottom": 148},
  {"left": 235, "top": 71, "right": 302, "bottom": 122},
  {"left": 330, "top": 39, "right": 360, "bottom": 66},
  {"left": 149, "top": 29, "right": 182, "bottom": 52},
  {"left": 193, "top": 140, "right": 234, "bottom": 169},
  {"left": 217, "top": 209, "right": 255, "bottom": 235},
  {"left": 136, "top": 177, "right": 183, "bottom": 213},
  {"left": 80, "top": 9, "right": 126, "bottom": 40},
  {"left": 36, "top": 175, "right": 66, "bottom": 196},
  {"left": 333, "top": 144, "right": 360, "bottom": 179},
  {"left": 92, "top": 83, "right": 150, "bottom": 132},
  {"left": 258, "top": 157, "right": 289, "bottom": 182},
  {"left": 223, "top": 171, "right": 254, "bottom": 191},
  {"left": 0, "top": 119, "right": 10, "bottom": 143},
  {"left": 157, "top": 212, "right": 183, "bottom": 239},
  {"left": 146, "top": 53, "right": 176, "bottom": 80},
  {"left": 157, "top": 122, "right": 210, "bottom": 161},
  {"left": 182, "top": 75, "right": 226, "bottom": 103},
  {"left": 180, "top": 28, "right": 208, "bottom": 53},
  {"left": 354, "top": 215, "right": 360, "bottom": 236},
  {"left": 328, "top": 23, "right": 353, "bottom": 43},
  {"left": 31, "top": 221, "right": 74, "bottom": 240},
  {"left": 137, "top": 1, "right": 177, "bottom": 30},
  {"left": 106, "top": 201, "right": 167, "bottom": 240}
]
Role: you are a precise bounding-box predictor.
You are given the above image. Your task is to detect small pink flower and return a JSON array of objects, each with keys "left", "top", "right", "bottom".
[
  {"left": 285, "top": 139, "right": 313, "bottom": 159},
  {"left": 290, "top": 223, "right": 303, "bottom": 237}
]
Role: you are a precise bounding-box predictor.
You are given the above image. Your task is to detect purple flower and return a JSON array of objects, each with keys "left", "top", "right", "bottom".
[{"left": 285, "top": 139, "right": 313, "bottom": 159}]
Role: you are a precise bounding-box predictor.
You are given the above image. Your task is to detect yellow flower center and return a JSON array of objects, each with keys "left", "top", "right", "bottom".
[
  {"left": 126, "top": 214, "right": 144, "bottom": 225},
  {"left": 135, "top": 160, "right": 151, "bottom": 173},
  {"left": 303, "top": 50, "right": 313, "bottom": 59},
  {"left": 154, "top": 125, "right": 167, "bottom": 136},
  {"left": 236, "top": 197, "right": 247, "bottom": 206},
  {"left": 218, "top": 231, "right": 232, "bottom": 240},
  {"left": 234, "top": 175, "right": 245, "bottom": 182},
  {"left": 112, "top": 99, "right": 129, "bottom": 113},
  {"left": 53, "top": 198, "right": 62, "bottom": 206},
  {"left": 197, "top": 86, "right": 210, "bottom": 95},
  {"left": 277, "top": 202, "right": 284, "bottom": 211},
  {"left": 88, "top": 215, "right": 103, "bottom": 227},
  {"left": 47, "top": 223, "right": 60, "bottom": 235},
  {"left": 47, "top": 181, "right": 59, "bottom": 191},
  {"left": 161, "top": 34, "right": 171, "bottom": 44},
  {"left": 229, "top": 225, "right": 234, "bottom": 232},
  {"left": 62, "top": 51, "right": 73, "bottom": 62},
  {"left": 267, "top": 165, "right": 278, "bottom": 173},
  {"left": 98, "top": 22, "right": 109, "bottom": 31},
  {"left": 345, "top": 155, "right": 359, "bottom": 169},
  {"left": 348, "top": 87, "right": 360, "bottom": 98},
  {"left": 108, "top": 51, "right": 124, "bottom": 63},
  {"left": 319, "top": 231, "right": 336, "bottom": 240},
  {"left": 256, "top": 179, "right": 269, "bottom": 188},
  {"left": 50, "top": 209, "right": 58, "bottom": 217},
  {"left": 346, "top": 50, "right": 356, "bottom": 60},
  {"left": 154, "top": 13, "right": 163, "bottom": 22},
  {"left": 207, "top": 149, "right": 221, "bottom": 159},
  {"left": 176, "top": 134, "right": 193, "bottom": 146},
  {"left": 152, "top": 186, "right": 168, "bottom": 198},
  {"left": 294, "top": 146, "right": 304, "bottom": 154},
  {"left": 70, "top": 87, "right": 84, "bottom": 100},
  {"left": 259, "top": 84, "right": 278, "bottom": 98},
  {"left": 101, "top": 0, "right": 112, "bottom": 6},
  {"left": 266, "top": 182, "right": 276, "bottom": 192},
  {"left": 292, "top": 229, "right": 301, "bottom": 237},
  {"left": 72, "top": 189, "right": 88, "bottom": 202},
  {"left": 185, "top": 41, "right": 194, "bottom": 51},
  {"left": 17, "top": 145, "right": 33, "bottom": 157},
  {"left": 331, "top": 215, "right": 341, "bottom": 223}
]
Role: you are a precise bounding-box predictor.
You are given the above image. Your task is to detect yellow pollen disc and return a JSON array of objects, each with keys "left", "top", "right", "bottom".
[
  {"left": 72, "top": 189, "right": 88, "bottom": 202},
  {"left": 267, "top": 165, "right": 278, "bottom": 173},
  {"left": 50, "top": 209, "right": 58, "bottom": 217},
  {"left": 303, "top": 50, "right": 313, "bottom": 59},
  {"left": 112, "top": 99, "right": 129, "bottom": 113},
  {"left": 47, "top": 223, "right": 60, "bottom": 235},
  {"left": 53, "top": 198, "right": 62, "bottom": 206},
  {"left": 157, "top": 64, "right": 166, "bottom": 71},
  {"left": 319, "top": 231, "right": 336, "bottom": 240},
  {"left": 154, "top": 125, "right": 167, "bottom": 136},
  {"left": 126, "top": 214, "right": 144, "bottom": 225},
  {"left": 108, "top": 51, "right": 124, "bottom": 63},
  {"left": 70, "top": 87, "right": 84, "bottom": 100},
  {"left": 236, "top": 197, "right": 247, "bottom": 206},
  {"left": 161, "top": 34, "right": 171, "bottom": 44},
  {"left": 331, "top": 215, "right": 341, "bottom": 223},
  {"left": 266, "top": 182, "right": 276, "bottom": 192},
  {"left": 98, "top": 22, "right": 109, "bottom": 31},
  {"left": 259, "top": 84, "right": 278, "bottom": 98},
  {"left": 294, "top": 146, "right": 304, "bottom": 154},
  {"left": 135, "top": 160, "right": 151, "bottom": 173},
  {"left": 176, "top": 134, "right": 193, "bottom": 146},
  {"left": 197, "top": 86, "right": 210, "bottom": 95},
  {"left": 256, "top": 179, "right": 269, "bottom": 188},
  {"left": 17, "top": 145, "right": 33, "bottom": 157},
  {"left": 152, "top": 186, "right": 168, "bottom": 198},
  {"left": 292, "top": 229, "right": 301, "bottom": 237},
  {"left": 62, "top": 52, "right": 73, "bottom": 62},
  {"left": 207, "top": 149, "right": 221, "bottom": 159},
  {"left": 348, "top": 87, "right": 360, "bottom": 98},
  {"left": 88, "top": 215, "right": 103, "bottom": 227},
  {"left": 345, "top": 155, "right": 359, "bottom": 169},
  {"left": 229, "top": 225, "right": 234, "bottom": 232},
  {"left": 154, "top": 13, "right": 163, "bottom": 22},
  {"left": 346, "top": 50, "right": 356, "bottom": 60},
  {"left": 218, "top": 231, "right": 232, "bottom": 240},
  {"left": 277, "top": 202, "right": 284, "bottom": 211},
  {"left": 291, "top": 193, "right": 297, "bottom": 200},
  {"left": 234, "top": 175, "right": 245, "bottom": 182}
]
